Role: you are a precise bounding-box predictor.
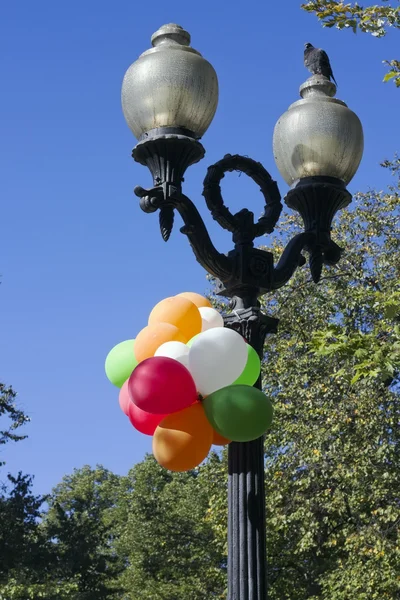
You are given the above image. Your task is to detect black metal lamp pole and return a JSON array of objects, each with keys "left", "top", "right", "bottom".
[{"left": 121, "top": 24, "right": 363, "bottom": 600}]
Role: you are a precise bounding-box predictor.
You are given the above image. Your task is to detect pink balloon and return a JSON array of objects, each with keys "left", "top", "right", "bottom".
[
  {"left": 118, "top": 381, "right": 131, "bottom": 416},
  {"left": 128, "top": 401, "right": 167, "bottom": 436},
  {"left": 128, "top": 356, "right": 198, "bottom": 414}
]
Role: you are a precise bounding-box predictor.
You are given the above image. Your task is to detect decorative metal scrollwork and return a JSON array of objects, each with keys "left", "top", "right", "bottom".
[
  {"left": 133, "top": 139, "right": 349, "bottom": 298},
  {"left": 202, "top": 154, "right": 282, "bottom": 238}
]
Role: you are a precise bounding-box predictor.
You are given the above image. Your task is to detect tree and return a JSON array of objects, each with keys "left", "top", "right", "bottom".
[
  {"left": 114, "top": 454, "right": 226, "bottom": 599},
  {"left": 254, "top": 157, "right": 400, "bottom": 598},
  {"left": 0, "top": 457, "right": 226, "bottom": 600},
  {"left": 302, "top": 0, "right": 400, "bottom": 86},
  {"left": 0, "top": 466, "right": 124, "bottom": 599},
  {"left": 0, "top": 386, "right": 57, "bottom": 599},
  {"left": 0, "top": 384, "right": 29, "bottom": 467},
  {"left": 42, "top": 465, "right": 124, "bottom": 599},
  {"left": 0, "top": 473, "right": 54, "bottom": 598}
]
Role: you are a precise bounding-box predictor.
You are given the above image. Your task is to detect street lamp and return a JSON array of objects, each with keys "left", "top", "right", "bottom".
[{"left": 121, "top": 23, "right": 363, "bottom": 600}]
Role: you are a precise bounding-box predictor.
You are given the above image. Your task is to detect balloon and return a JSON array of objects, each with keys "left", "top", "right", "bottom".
[
  {"left": 134, "top": 323, "right": 187, "bottom": 363},
  {"left": 199, "top": 306, "right": 224, "bottom": 332},
  {"left": 154, "top": 341, "right": 190, "bottom": 368},
  {"left": 128, "top": 356, "right": 198, "bottom": 414},
  {"left": 153, "top": 403, "right": 213, "bottom": 472},
  {"left": 203, "top": 384, "right": 274, "bottom": 442},
  {"left": 149, "top": 296, "right": 202, "bottom": 341},
  {"left": 188, "top": 328, "right": 248, "bottom": 396},
  {"left": 128, "top": 399, "right": 166, "bottom": 436},
  {"left": 105, "top": 339, "right": 138, "bottom": 388},
  {"left": 233, "top": 344, "right": 261, "bottom": 386},
  {"left": 118, "top": 381, "right": 132, "bottom": 415},
  {"left": 212, "top": 429, "right": 231, "bottom": 446},
  {"left": 177, "top": 292, "right": 212, "bottom": 309},
  {"left": 187, "top": 333, "right": 201, "bottom": 348}
]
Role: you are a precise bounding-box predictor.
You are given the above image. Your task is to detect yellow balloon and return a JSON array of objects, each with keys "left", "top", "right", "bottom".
[
  {"left": 134, "top": 323, "right": 187, "bottom": 362},
  {"left": 149, "top": 296, "right": 202, "bottom": 341},
  {"left": 177, "top": 292, "right": 212, "bottom": 309},
  {"left": 153, "top": 403, "right": 213, "bottom": 472},
  {"left": 212, "top": 429, "right": 231, "bottom": 446}
]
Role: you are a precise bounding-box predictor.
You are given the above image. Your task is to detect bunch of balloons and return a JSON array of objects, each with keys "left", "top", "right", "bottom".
[{"left": 105, "top": 292, "right": 273, "bottom": 472}]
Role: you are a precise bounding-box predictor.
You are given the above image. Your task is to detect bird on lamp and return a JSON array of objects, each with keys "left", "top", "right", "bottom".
[{"left": 304, "top": 42, "right": 338, "bottom": 86}]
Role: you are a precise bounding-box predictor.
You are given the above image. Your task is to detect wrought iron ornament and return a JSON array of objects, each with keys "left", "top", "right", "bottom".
[{"left": 134, "top": 140, "right": 349, "bottom": 295}]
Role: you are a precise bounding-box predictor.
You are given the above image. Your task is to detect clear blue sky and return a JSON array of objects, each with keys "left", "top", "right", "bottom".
[{"left": 1, "top": 0, "right": 398, "bottom": 495}]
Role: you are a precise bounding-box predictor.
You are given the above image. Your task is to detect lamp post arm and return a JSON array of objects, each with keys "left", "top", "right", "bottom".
[
  {"left": 177, "top": 193, "right": 233, "bottom": 281},
  {"left": 271, "top": 232, "right": 316, "bottom": 290},
  {"left": 135, "top": 185, "right": 233, "bottom": 282}
]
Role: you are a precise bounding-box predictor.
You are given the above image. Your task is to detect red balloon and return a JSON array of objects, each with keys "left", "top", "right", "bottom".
[
  {"left": 128, "top": 401, "right": 166, "bottom": 436},
  {"left": 118, "top": 381, "right": 131, "bottom": 416},
  {"left": 128, "top": 356, "right": 197, "bottom": 414}
]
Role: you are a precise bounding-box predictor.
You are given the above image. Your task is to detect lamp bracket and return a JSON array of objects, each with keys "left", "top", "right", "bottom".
[{"left": 133, "top": 143, "right": 352, "bottom": 297}]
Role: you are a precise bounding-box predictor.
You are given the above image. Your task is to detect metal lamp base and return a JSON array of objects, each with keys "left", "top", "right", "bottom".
[
  {"left": 132, "top": 130, "right": 205, "bottom": 191},
  {"left": 285, "top": 176, "right": 352, "bottom": 281},
  {"left": 132, "top": 130, "right": 205, "bottom": 241}
]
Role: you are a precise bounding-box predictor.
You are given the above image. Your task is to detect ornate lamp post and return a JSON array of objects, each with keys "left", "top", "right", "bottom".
[{"left": 121, "top": 23, "right": 363, "bottom": 600}]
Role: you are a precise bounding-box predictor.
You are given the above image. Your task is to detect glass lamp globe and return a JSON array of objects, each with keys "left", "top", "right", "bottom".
[{"left": 121, "top": 23, "right": 219, "bottom": 141}]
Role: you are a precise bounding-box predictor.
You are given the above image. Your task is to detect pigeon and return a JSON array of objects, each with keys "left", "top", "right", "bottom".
[{"left": 304, "top": 42, "right": 337, "bottom": 86}]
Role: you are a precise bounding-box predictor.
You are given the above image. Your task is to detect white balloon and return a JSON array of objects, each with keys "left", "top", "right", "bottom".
[
  {"left": 199, "top": 306, "right": 224, "bottom": 332},
  {"left": 154, "top": 341, "right": 190, "bottom": 368},
  {"left": 188, "top": 328, "right": 247, "bottom": 396}
]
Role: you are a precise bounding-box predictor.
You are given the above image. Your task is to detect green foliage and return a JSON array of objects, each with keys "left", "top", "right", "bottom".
[
  {"left": 0, "top": 388, "right": 53, "bottom": 597},
  {"left": 0, "top": 466, "right": 125, "bottom": 599},
  {"left": 382, "top": 58, "right": 400, "bottom": 85},
  {"left": 0, "top": 579, "right": 79, "bottom": 600},
  {"left": 0, "top": 457, "right": 226, "bottom": 598},
  {"left": 302, "top": 0, "right": 400, "bottom": 86},
  {"left": 42, "top": 465, "right": 124, "bottom": 599},
  {"left": 0, "top": 474, "right": 46, "bottom": 579},
  {"left": 258, "top": 157, "right": 400, "bottom": 598},
  {"left": 0, "top": 474, "right": 60, "bottom": 599},
  {"left": 0, "top": 384, "right": 29, "bottom": 465},
  {"left": 114, "top": 454, "right": 226, "bottom": 599}
]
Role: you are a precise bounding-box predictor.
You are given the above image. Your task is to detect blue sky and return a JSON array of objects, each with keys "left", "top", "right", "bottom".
[{"left": 1, "top": 0, "right": 398, "bottom": 495}]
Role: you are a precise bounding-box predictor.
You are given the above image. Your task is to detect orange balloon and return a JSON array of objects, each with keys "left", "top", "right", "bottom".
[
  {"left": 149, "top": 296, "right": 202, "bottom": 341},
  {"left": 134, "top": 323, "right": 187, "bottom": 362},
  {"left": 212, "top": 429, "right": 231, "bottom": 446},
  {"left": 177, "top": 292, "right": 212, "bottom": 309},
  {"left": 153, "top": 403, "right": 213, "bottom": 472}
]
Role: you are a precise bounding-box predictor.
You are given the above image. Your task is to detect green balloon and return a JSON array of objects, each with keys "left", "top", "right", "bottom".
[
  {"left": 203, "top": 384, "right": 273, "bottom": 442},
  {"left": 187, "top": 333, "right": 201, "bottom": 348},
  {"left": 233, "top": 344, "right": 261, "bottom": 386},
  {"left": 105, "top": 339, "right": 138, "bottom": 388}
]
